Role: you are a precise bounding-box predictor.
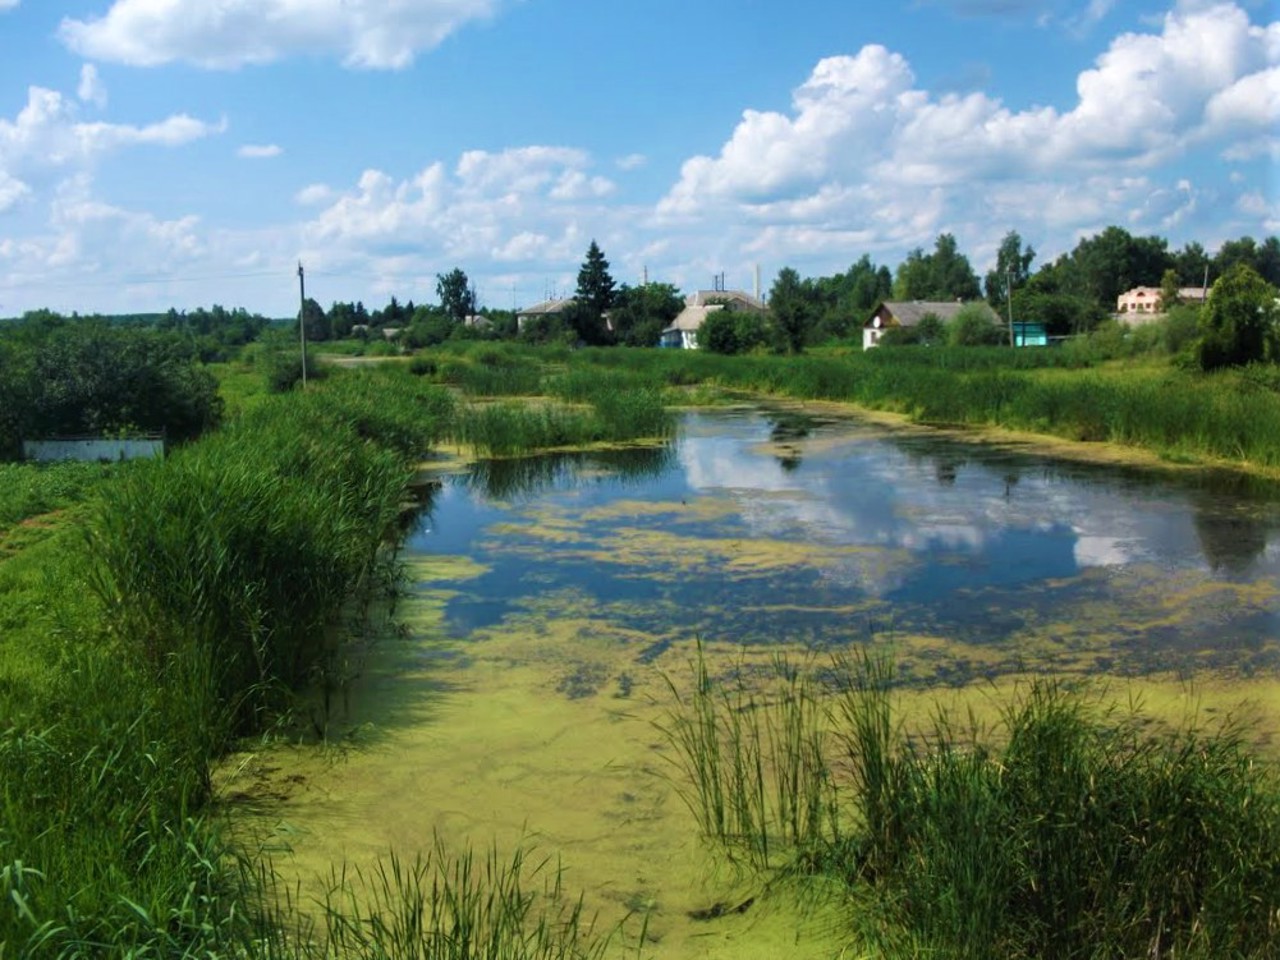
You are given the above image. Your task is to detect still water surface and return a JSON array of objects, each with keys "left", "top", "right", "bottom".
[
  {"left": 409, "top": 406, "right": 1280, "bottom": 684},
  {"left": 242, "top": 407, "right": 1280, "bottom": 958}
]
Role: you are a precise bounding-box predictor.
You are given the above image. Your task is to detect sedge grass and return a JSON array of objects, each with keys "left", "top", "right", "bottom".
[
  {"left": 659, "top": 650, "right": 1280, "bottom": 959},
  {"left": 0, "top": 363, "right": 626, "bottom": 960},
  {"left": 320, "top": 837, "right": 613, "bottom": 960}
]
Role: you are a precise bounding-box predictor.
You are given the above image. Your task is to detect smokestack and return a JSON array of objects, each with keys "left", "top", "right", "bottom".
[{"left": 754, "top": 263, "right": 761, "bottom": 302}]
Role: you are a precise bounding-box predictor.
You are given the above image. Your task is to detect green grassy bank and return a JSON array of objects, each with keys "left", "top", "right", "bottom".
[
  {"left": 0, "top": 365, "right": 613, "bottom": 957},
  {"left": 401, "top": 341, "right": 1280, "bottom": 472}
]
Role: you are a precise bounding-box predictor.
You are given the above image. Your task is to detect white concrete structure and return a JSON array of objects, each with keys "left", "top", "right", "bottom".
[{"left": 23, "top": 438, "right": 164, "bottom": 462}]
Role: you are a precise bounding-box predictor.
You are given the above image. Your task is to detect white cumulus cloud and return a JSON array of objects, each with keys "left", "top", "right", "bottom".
[
  {"left": 59, "top": 0, "right": 501, "bottom": 70},
  {"left": 656, "top": 1, "right": 1278, "bottom": 268}
]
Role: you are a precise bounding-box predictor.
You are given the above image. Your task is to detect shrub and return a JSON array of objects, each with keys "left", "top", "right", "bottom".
[
  {"left": 948, "top": 305, "right": 1004, "bottom": 347},
  {"left": 1198, "top": 264, "right": 1280, "bottom": 370}
]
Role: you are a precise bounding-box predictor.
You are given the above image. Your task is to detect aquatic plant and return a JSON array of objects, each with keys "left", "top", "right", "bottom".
[
  {"left": 660, "top": 651, "right": 1280, "bottom": 958},
  {"left": 453, "top": 389, "right": 673, "bottom": 457},
  {"left": 657, "top": 645, "right": 840, "bottom": 871},
  {"left": 322, "top": 838, "right": 614, "bottom": 960}
]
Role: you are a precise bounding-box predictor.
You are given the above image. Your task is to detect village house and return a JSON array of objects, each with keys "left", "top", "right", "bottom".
[
  {"left": 1116, "top": 286, "right": 1208, "bottom": 324},
  {"left": 659, "top": 289, "right": 767, "bottom": 349},
  {"left": 862, "top": 300, "right": 999, "bottom": 350},
  {"left": 515, "top": 297, "right": 575, "bottom": 332}
]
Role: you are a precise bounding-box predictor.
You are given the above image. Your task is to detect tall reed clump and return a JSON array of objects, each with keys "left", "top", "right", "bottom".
[
  {"left": 659, "top": 651, "right": 1280, "bottom": 958},
  {"left": 453, "top": 389, "right": 673, "bottom": 457},
  {"left": 656, "top": 646, "right": 840, "bottom": 871},
  {"left": 321, "top": 837, "right": 613, "bottom": 960},
  {"left": 86, "top": 369, "right": 456, "bottom": 742}
]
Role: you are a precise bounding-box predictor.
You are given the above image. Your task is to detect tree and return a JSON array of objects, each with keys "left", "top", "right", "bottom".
[
  {"left": 1174, "top": 241, "right": 1211, "bottom": 287},
  {"left": 299, "top": 297, "right": 329, "bottom": 342},
  {"left": 1065, "top": 226, "right": 1172, "bottom": 309},
  {"left": 1197, "top": 264, "right": 1280, "bottom": 370},
  {"left": 894, "top": 234, "right": 981, "bottom": 301},
  {"left": 581, "top": 239, "right": 619, "bottom": 321},
  {"left": 436, "top": 268, "right": 475, "bottom": 325},
  {"left": 700, "top": 307, "right": 768, "bottom": 355},
  {"left": 984, "top": 230, "right": 1036, "bottom": 307},
  {"left": 610, "top": 282, "right": 683, "bottom": 347},
  {"left": 10, "top": 320, "right": 222, "bottom": 443},
  {"left": 700, "top": 309, "right": 742, "bottom": 355},
  {"left": 1158, "top": 268, "right": 1182, "bottom": 312},
  {"left": 948, "top": 304, "right": 1003, "bottom": 346},
  {"left": 769, "top": 267, "right": 816, "bottom": 354}
]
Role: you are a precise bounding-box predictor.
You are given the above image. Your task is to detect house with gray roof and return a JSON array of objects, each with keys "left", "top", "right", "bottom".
[
  {"left": 862, "top": 300, "right": 998, "bottom": 350},
  {"left": 516, "top": 297, "right": 575, "bottom": 332},
  {"left": 659, "top": 290, "right": 767, "bottom": 349}
]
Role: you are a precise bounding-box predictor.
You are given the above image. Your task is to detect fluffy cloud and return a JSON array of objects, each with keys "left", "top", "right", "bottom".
[
  {"left": 59, "top": 0, "right": 500, "bottom": 70},
  {"left": 304, "top": 147, "right": 617, "bottom": 271},
  {"left": 1, "top": 84, "right": 219, "bottom": 175},
  {"left": 0, "top": 83, "right": 221, "bottom": 226},
  {"left": 237, "top": 143, "right": 283, "bottom": 159},
  {"left": 659, "top": 1, "right": 1277, "bottom": 259}
]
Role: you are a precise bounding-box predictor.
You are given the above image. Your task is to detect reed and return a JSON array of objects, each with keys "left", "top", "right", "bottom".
[
  {"left": 86, "top": 369, "right": 456, "bottom": 740},
  {"left": 656, "top": 645, "right": 840, "bottom": 870},
  {"left": 453, "top": 390, "right": 673, "bottom": 457},
  {"left": 320, "top": 837, "right": 612, "bottom": 960},
  {"left": 659, "top": 651, "right": 1280, "bottom": 958}
]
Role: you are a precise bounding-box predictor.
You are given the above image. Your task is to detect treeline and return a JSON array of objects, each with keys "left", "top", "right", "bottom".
[
  {"left": 0, "top": 317, "right": 223, "bottom": 459},
  {"left": 9, "top": 304, "right": 277, "bottom": 363}
]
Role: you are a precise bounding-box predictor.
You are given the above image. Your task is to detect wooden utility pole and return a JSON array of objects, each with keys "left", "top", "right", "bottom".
[
  {"left": 297, "top": 261, "right": 308, "bottom": 388},
  {"left": 1007, "top": 268, "right": 1016, "bottom": 348}
]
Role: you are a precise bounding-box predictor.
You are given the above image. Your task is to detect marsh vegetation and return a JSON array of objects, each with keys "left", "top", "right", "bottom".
[
  {"left": 3, "top": 336, "right": 1279, "bottom": 958},
  {"left": 659, "top": 650, "right": 1280, "bottom": 958}
]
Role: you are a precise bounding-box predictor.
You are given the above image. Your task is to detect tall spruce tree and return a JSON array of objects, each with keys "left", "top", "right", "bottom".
[{"left": 571, "top": 240, "right": 617, "bottom": 344}]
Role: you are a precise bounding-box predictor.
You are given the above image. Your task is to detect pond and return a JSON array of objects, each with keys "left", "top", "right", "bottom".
[
  {"left": 234, "top": 406, "right": 1280, "bottom": 958},
  {"left": 412, "top": 406, "right": 1280, "bottom": 684}
]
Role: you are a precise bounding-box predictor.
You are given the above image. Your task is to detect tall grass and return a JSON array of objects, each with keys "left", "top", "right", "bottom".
[
  {"left": 657, "top": 646, "right": 839, "bottom": 871},
  {"left": 0, "top": 462, "right": 114, "bottom": 536},
  {"left": 0, "top": 363, "right": 626, "bottom": 959},
  {"left": 453, "top": 390, "right": 673, "bottom": 457},
  {"left": 321, "top": 838, "right": 613, "bottom": 960},
  {"left": 660, "top": 652, "right": 1280, "bottom": 958},
  {"left": 85, "top": 378, "right": 451, "bottom": 739}
]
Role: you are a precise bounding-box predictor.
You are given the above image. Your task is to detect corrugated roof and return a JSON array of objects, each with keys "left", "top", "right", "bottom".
[{"left": 663, "top": 303, "right": 725, "bottom": 333}]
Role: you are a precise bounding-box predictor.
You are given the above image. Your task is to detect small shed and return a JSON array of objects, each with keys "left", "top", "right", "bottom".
[{"left": 1012, "top": 321, "right": 1048, "bottom": 347}]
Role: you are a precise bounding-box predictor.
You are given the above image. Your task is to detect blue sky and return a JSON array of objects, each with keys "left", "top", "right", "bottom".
[{"left": 0, "top": 0, "right": 1276, "bottom": 316}]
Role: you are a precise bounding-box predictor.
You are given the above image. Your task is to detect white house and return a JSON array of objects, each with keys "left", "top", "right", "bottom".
[
  {"left": 862, "top": 300, "right": 996, "bottom": 349},
  {"left": 659, "top": 290, "right": 767, "bottom": 349}
]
